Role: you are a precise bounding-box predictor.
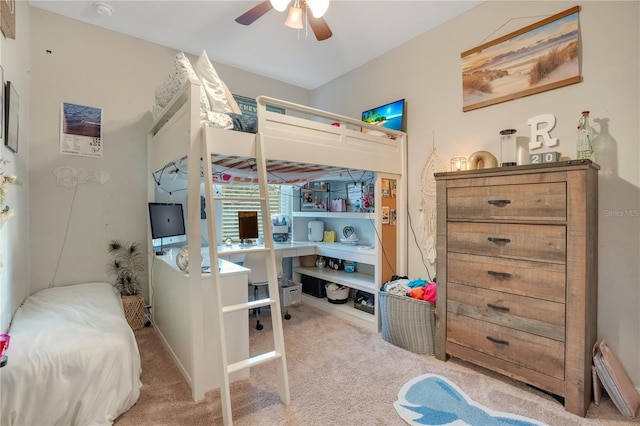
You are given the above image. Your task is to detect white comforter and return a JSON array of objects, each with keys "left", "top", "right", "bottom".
[{"left": 0, "top": 282, "right": 142, "bottom": 426}]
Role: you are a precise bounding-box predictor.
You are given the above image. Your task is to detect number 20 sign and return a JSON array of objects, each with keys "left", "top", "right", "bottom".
[{"left": 529, "top": 152, "right": 560, "bottom": 164}]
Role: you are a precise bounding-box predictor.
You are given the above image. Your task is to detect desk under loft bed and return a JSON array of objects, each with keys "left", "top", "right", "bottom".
[{"left": 147, "top": 78, "right": 408, "bottom": 401}]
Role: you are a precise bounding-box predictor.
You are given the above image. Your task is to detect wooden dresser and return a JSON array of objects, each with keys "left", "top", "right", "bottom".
[{"left": 434, "top": 161, "right": 599, "bottom": 417}]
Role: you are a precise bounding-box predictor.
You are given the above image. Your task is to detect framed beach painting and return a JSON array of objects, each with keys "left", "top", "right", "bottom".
[{"left": 462, "top": 6, "right": 581, "bottom": 112}]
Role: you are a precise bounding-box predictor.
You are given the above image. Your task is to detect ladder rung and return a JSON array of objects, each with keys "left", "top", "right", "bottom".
[
  {"left": 227, "top": 351, "right": 282, "bottom": 374},
  {"left": 222, "top": 297, "right": 275, "bottom": 314},
  {"left": 212, "top": 195, "right": 267, "bottom": 202},
  {"left": 219, "top": 247, "right": 272, "bottom": 255}
]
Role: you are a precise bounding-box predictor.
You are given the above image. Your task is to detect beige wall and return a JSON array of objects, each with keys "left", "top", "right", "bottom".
[
  {"left": 313, "top": 1, "right": 640, "bottom": 386},
  {"left": 26, "top": 8, "right": 311, "bottom": 306},
  {"left": 1, "top": 1, "right": 31, "bottom": 332}
]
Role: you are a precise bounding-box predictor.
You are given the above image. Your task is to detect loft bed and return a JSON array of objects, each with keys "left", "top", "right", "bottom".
[{"left": 147, "top": 76, "right": 408, "bottom": 402}]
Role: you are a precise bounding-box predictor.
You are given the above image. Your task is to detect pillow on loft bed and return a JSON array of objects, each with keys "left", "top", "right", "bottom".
[
  {"left": 221, "top": 80, "right": 242, "bottom": 115},
  {"left": 153, "top": 52, "right": 229, "bottom": 125},
  {"left": 194, "top": 51, "right": 232, "bottom": 114},
  {"left": 151, "top": 51, "right": 257, "bottom": 132}
]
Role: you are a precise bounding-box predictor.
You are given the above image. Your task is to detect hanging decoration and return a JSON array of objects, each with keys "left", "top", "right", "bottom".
[
  {"left": 53, "top": 166, "right": 110, "bottom": 189},
  {"left": 419, "top": 133, "right": 445, "bottom": 264}
]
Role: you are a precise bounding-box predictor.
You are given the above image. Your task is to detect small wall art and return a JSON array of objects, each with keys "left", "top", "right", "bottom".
[
  {"left": 5, "top": 81, "right": 18, "bottom": 153},
  {"left": 461, "top": 6, "right": 581, "bottom": 112},
  {"left": 59, "top": 102, "right": 103, "bottom": 158}
]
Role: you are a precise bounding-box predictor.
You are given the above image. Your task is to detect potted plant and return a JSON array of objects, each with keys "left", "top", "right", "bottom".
[{"left": 107, "top": 240, "right": 146, "bottom": 329}]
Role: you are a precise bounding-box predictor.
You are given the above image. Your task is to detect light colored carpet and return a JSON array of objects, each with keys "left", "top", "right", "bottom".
[{"left": 115, "top": 304, "right": 637, "bottom": 425}]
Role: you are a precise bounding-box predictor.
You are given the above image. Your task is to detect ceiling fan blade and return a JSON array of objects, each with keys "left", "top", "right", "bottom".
[
  {"left": 307, "top": 14, "right": 332, "bottom": 41},
  {"left": 235, "top": 1, "right": 273, "bottom": 26}
]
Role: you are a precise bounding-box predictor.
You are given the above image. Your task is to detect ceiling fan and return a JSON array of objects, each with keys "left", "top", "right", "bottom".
[{"left": 235, "top": 0, "right": 333, "bottom": 41}]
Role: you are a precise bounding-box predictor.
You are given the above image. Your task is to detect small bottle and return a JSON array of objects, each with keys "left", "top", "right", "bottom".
[{"left": 576, "top": 111, "right": 595, "bottom": 161}]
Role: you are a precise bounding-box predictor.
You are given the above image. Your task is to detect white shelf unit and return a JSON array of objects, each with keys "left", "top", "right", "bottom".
[
  {"left": 293, "top": 266, "right": 375, "bottom": 294},
  {"left": 291, "top": 209, "right": 379, "bottom": 330},
  {"left": 293, "top": 211, "right": 374, "bottom": 220}
]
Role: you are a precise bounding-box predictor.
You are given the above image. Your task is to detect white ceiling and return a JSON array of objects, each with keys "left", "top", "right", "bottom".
[{"left": 29, "top": 1, "right": 482, "bottom": 90}]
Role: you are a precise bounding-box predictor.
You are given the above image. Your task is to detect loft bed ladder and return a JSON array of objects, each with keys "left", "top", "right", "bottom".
[{"left": 201, "top": 131, "right": 290, "bottom": 426}]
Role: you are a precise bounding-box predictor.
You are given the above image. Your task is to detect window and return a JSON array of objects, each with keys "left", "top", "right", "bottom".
[{"left": 220, "top": 184, "right": 292, "bottom": 241}]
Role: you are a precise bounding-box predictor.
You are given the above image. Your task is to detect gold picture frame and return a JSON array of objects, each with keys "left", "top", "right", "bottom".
[{"left": 462, "top": 6, "right": 581, "bottom": 112}]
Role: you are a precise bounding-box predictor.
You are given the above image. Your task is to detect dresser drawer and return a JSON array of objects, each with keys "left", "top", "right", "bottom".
[
  {"left": 447, "top": 282, "right": 565, "bottom": 341},
  {"left": 447, "top": 183, "right": 566, "bottom": 221},
  {"left": 447, "top": 313, "right": 565, "bottom": 380},
  {"left": 447, "top": 222, "right": 566, "bottom": 263},
  {"left": 447, "top": 252, "right": 565, "bottom": 303}
]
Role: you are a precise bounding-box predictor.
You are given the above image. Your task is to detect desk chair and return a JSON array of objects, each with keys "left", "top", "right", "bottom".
[{"left": 244, "top": 250, "right": 286, "bottom": 330}]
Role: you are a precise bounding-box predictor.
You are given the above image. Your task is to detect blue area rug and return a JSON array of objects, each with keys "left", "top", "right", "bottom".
[{"left": 394, "top": 374, "right": 547, "bottom": 426}]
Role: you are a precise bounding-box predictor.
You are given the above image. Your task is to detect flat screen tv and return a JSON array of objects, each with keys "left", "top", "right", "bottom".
[
  {"left": 148, "top": 202, "right": 186, "bottom": 254},
  {"left": 361, "top": 98, "right": 406, "bottom": 132}
]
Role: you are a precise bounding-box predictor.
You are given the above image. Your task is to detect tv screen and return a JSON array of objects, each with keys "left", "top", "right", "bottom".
[
  {"left": 148, "top": 203, "right": 186, "bottom": 240},
  {"left": 361, "top": 99, "right": 405, "bottom": 132}
]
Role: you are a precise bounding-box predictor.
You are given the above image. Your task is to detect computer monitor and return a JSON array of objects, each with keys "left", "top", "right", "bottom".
[
  {"left": 238, "top": 211, "right": 259, "bottom": 243},
  {"left": 148, "top": 202, "right": 186, "bottom": 254}
]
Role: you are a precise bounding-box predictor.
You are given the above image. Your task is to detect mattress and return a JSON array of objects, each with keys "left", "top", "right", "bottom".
[{"left": 0, "top": 282, "right": 142, "bottom": 425}]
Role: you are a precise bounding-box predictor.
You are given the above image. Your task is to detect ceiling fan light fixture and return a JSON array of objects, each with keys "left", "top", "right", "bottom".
[
  {"left": 306, "top": 0, "right": 329, "bottom": 18},
  {"left": 269, "top": 0, "right": 290, "bottom": 13},
  {"left": 284, "top": 5, "right": 303, "bottom": 29}
]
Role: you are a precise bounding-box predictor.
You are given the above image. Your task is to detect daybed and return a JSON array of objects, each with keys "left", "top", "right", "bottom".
[
  {"left": 147, "top": 52, "right": 408, "bottom": 402},
  {"left": 0, "top": 282, "right": 142, "bottom": 426}
]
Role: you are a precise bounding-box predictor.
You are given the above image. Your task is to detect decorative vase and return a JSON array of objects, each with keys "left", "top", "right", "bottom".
[
  {"left": 576, "top": 111, "right": 595, "bottom": 161},
  {"left": 499, "top": 129, "right": 517, "bottom": 167}
]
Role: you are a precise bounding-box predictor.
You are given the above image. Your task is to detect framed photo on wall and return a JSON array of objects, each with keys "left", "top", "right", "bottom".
[
  {"left": 5, "top": 81, "right": 18, "bottom": 153},
  {"left": 461, "top": 6, "right": 581, "bottom": 112}
]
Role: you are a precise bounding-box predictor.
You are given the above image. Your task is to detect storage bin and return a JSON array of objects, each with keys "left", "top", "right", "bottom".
[
  {"left": 354, "top": 290, "right": 374, "bottom": 314},
  {"left": 280, "top": 282, "right": 302, "bottom": 307},
  {"left": 325, "top": 283, "right": 349, "bottom": 304},
  {"left": 379, "top": 290, "right": 435, "bottom": 355},
  {"left": 301, "top": 275, "right": 328, "bottom": 298}
]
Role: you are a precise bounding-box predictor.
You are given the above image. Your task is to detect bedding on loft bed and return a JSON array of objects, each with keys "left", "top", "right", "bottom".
[
  {"left": 151, "top": 51, "right": 257, "bottom": 134},
  {"left": 149, "top": 51, "right": 407, "bottom": 186},
  {"left": 0, "top": 282, "right": 142, "bottom": 426}
]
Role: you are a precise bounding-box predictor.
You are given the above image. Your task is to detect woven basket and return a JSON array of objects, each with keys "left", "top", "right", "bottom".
[
  {"left": 379, "top": 290, "right": 435, "bottom": 355},
  {"left": 122, "top": 294, "right": 146, "bottom": 331}
]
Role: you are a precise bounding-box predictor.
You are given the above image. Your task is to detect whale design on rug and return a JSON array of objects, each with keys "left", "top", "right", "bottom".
[{"left": 394, "top": 373, "right": 547, "bottom": 426}]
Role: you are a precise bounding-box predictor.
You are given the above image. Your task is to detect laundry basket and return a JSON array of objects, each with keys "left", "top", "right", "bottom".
[{"left": 379, "top": 290, "right": 435, "bottom": 355}]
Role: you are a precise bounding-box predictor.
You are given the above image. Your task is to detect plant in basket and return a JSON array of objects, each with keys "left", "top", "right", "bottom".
[
  {"left": 107, "top": 240, "right": 144, "bottom": 296},
  {"left": 107, "top": 240, "right": 146, "bottom": 330}
]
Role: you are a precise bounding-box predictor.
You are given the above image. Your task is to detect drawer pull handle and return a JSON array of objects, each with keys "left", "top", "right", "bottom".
[
  {"left": 486, "top": 336, "right": 510, "bottom": 346},
  {"left": 487, "top": 303, "right": 510, "bottom": 312},
  {"left": 488, "top": 199, "right": 511, "bottom": 206},
  {"left": 487, "top": 237, "right": 511, "bottom": 244},
  {"left": 487, "top": 270, "right": 512, "bottom": 279}
]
